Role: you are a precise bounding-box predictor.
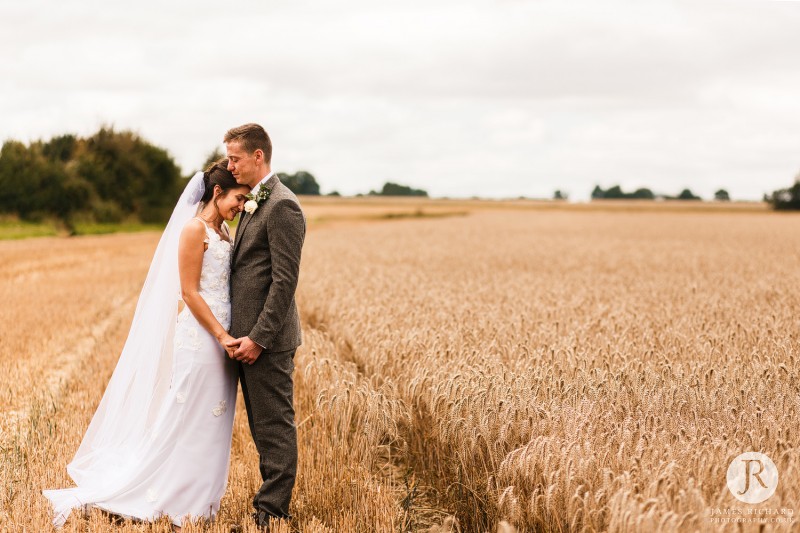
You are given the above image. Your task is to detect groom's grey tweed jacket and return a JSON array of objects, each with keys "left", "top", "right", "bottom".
[{"left": 230, "top": 174, "right": 305, "bottom": 352}]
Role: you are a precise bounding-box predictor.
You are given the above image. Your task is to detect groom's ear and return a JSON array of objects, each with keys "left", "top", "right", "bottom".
[{"left": 253, "top": 148, "right": 264, "bottom": 163}]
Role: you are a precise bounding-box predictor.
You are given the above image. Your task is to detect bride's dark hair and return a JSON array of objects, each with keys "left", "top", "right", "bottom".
[{"left": 201, "top": 159, "right": 241, "bottom": 203}]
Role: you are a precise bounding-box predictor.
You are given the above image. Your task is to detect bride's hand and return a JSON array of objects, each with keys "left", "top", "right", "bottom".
[{"left": 217, "top": 332, "right": 239, "bottom": 358}]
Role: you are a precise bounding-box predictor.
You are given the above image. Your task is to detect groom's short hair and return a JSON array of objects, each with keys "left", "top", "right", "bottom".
[{"left": 224, "top": 123, "right": 272, "bottom": 163}]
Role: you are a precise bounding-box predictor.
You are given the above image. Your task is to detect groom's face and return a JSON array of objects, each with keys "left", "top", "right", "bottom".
[{"left": 226, "top": 141, "right": 260, "bottom": 186}]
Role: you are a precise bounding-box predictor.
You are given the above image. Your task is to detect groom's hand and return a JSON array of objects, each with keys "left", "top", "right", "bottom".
[{"left": 231, "top": 336, "right": 263, "bottom": 365}]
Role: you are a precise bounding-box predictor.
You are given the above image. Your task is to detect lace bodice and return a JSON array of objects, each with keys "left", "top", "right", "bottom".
[{"left": 177, "top": 219, "right": 232, "bottom": 332}]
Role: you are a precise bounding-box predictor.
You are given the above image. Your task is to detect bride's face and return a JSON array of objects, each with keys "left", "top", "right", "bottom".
[{"left": 214, "top": 186, "right": 251, "bottom": 221}]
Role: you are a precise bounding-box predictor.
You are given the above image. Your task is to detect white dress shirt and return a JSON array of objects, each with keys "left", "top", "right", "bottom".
[{"left": 251, "top": 171, "right": 275, "bottom": 195}]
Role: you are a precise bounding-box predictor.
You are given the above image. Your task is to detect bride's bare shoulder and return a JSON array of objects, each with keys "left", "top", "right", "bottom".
[{"left": 180, "top": 218, "right": 207, "bottom": 242}]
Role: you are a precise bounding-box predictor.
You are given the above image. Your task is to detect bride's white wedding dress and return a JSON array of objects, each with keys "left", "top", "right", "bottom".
[{"left": 43, "top": 216, "right": 237, "bottom": 527}]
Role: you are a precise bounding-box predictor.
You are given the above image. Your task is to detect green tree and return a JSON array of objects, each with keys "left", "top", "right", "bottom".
[
  {"left": 714, "top": 189, "right": 731, "bottom": 201},
  {"left": 277, "top": 171, "right": 321, "bottom": 195},
  {"left": 135, "top": 140, "right": 183, "bottom": 222},
  {"left": 768, "top": 176, "right": 800, "bottom": 210},
  {"left": 42, "top": 134, "right": 78, "bottom": 163},
  {"left": 77, "top": 128, "right": 144, "bottom": 211},
  {"left": 43, "top": 163, "right": 92, "bottom": 232},
  {"left": 591, "top": 185, "right": 657, "bottom": 200},
  {"left": 369, "top": 182, "right": 428, "bottom": 197},
  {"left": 0, "top": 140, "right": 91, "bottom": 229},
  {"left": 0, "top": 141, "right": 36, "bottom": 215},
  {"left": 77, "top": 127, "right": 182, "bottom": 222},
  {"left": 677, "top": 188, "right": 701, "bottom": 201},
  {"left": 631, "top": 188, "right": 655, "bottom": 199}
]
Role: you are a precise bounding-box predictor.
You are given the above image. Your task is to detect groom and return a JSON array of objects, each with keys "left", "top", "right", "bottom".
[{"left": 224, "top": 123, "right": 306, "bottom": 526}]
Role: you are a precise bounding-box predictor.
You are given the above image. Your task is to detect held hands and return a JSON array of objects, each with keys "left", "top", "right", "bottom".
[
  {"left": 225, "top": 336, "right": 263, "bottom": 365},
  {"left": 217, "top": 333, "right": 240, "bottom": 359}
]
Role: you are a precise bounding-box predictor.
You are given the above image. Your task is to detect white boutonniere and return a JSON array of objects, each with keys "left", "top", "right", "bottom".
[
  {"left": 243, "top": 182, "right": 272, "bottom": 214},
  {"left": 243, "top": 200, "right": 258, "bottom": 214}
]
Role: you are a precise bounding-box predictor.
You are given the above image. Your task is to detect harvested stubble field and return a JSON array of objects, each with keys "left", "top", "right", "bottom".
[{"left": 1, "top": 199, "right": 798, "bottom": 532}]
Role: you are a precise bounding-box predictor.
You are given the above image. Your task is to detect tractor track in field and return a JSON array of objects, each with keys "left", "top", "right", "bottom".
[{"left": 1, "top": 293, "right": 138, "bottom": 440}]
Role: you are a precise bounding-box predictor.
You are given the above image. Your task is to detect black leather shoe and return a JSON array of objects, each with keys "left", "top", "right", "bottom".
[{"left": 252, "top": 511, "right": 295, "bottom": 532}]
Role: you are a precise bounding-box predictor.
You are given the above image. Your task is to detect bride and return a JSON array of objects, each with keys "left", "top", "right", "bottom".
[{"left": 43, "top": 160, "right": 252, "bottom": 529}]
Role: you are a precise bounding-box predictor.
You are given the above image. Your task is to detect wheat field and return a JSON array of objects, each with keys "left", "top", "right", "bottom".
[{"left": 1, "top": 200, "right": 798, "bottom": 532}]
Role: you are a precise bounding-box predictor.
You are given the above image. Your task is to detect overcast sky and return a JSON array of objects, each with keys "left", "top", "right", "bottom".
[{"left": 2, "top": 0, "right": 799, "bottom": 200}]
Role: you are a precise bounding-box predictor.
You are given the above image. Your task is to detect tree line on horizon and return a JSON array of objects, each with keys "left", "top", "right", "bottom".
[
  {"left": 1, "top": 129, "right": 796, "bottom": 232},
  {"left": 554, "top": 182, "right": 800, "bottom": 209},
  {"left": 588, "top": 185, "right": 716, "bottom": 201}
]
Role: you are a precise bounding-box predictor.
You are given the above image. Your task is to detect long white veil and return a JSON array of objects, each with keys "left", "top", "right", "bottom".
[{"left": 43, "top": 171, "right": 206, "bottom": 525}]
